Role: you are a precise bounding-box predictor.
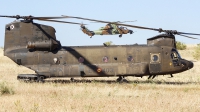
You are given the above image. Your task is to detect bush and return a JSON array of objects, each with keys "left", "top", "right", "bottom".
[
  {"left": 193, "top": 44, "right": 200, "bottom": 60},
  {"left": 0, "top": 82, "right": 15, "bottom": 95},
  {"left": 103, "top": 41, "right": 113, "bottom": 46},
  {"left": 176, "top": 41, "right": 187, "bottom": 50}
]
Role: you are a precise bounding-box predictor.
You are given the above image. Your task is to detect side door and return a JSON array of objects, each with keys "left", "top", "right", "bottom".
[{"left": 149, "top": 53, "right": 161, "bottom": 74}]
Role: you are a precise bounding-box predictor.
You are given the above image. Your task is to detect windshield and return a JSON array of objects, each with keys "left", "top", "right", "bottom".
[
  {"left": 171, "top": 48, "right": 182, "bottom": 59},
  {"left": 171, "top": 48, "right": 182, "bottom": 66}
]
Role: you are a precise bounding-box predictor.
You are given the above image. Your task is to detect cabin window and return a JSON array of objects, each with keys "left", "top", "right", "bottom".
[
  {"left": 152, "top": 55, "right": 158, "bottom": 62},
  {"left": 78, "top": 57, "right": 84, "bottom": 63},
  {"left": 150, "top": 53, "right": 160, "bottom": 63},
  {"left": 127, "top": 56, "right": 133, "bottom": 61},
  {"left": 53, "top": 58, "right": 60, "bottom": 64},
  {"left": 103, "top": 56, "right": 109, "bottom": 62}
]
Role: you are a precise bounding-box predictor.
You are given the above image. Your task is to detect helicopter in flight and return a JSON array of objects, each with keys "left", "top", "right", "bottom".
[
  {"left": 0, "top": 15, "right": 200, "bottom": 83},
  {"left": 80, "top": 21, "right": 134, "bottom": 38}
]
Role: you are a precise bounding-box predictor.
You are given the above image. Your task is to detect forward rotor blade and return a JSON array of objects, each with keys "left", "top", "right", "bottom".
[
  {"left": 37, "top": 19, "right": 85, "bottom": 25},
  {"left": 177, "top": 34, "right": 199, "bottom": 40},
  {"left": 177, "top": 32, "right": 200, "bottom": 36},
  {"left": 32, "top": 16, "right": 69, "bottom": 20}
]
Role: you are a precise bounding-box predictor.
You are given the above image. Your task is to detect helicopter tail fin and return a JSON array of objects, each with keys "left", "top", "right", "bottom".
[{"left": 81, "top": 24, "right": 94, "bottom": 37}]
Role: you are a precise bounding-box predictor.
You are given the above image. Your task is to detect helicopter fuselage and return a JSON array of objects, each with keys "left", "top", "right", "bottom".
[
  {"left": 4, "top": 44, "right": 193, "bottom": 78},
  {"left": 3, "top": 20, "right": 193, "bottom": 79}
]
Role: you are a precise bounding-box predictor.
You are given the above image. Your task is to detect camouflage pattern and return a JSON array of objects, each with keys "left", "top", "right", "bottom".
[{"left": 81, "top": 23, "right": 133, "bottom": 38}]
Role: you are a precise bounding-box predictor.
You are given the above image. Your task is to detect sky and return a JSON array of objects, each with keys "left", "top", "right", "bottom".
[{"left": 0, "top": 0, "right": 200, "bottom": 47}]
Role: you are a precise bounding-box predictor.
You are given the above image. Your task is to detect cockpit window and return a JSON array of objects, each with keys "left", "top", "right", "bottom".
[
  {"left": 171, "top": 49, "right": 181, "bottom": 66},
  {"left": 171, "top": 49, "right": 181, "bottom": 59}
]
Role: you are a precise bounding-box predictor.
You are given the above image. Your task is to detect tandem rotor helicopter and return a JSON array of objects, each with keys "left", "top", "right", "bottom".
[{"left": 1, "top": 15, "right": 200, "bottom": 82}]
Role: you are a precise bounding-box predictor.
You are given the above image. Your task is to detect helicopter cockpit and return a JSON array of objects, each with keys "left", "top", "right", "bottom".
[{"left": 171, "top": 48, "right": 182, "bottom": 66}]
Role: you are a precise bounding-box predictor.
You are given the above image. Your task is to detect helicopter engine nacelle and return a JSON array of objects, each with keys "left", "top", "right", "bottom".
[
  {"left": 147, "top": 34, "right": 176, "bottom": 48},
  {"left": 4, "top": 21, "right": 60, "bottom": 52},
  {"left": 27, "top": 40, "right": 59, "bottom": 51}
]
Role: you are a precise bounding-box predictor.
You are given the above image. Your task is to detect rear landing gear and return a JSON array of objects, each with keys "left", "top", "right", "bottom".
[
  {"left": 116, "top": 76, "right": 128, "bottom": 83},
  {"left": 70, "top": 78, "right": 75, "bottom": 82},
  {"left": 17, "top": 74, "right": 45, "bottom": 83},
  {"left": 148, "top": 75, "right": 156, "bottom": 79},
  {"left": 119, "top": 34, "right": 122, "bottom": 38}
]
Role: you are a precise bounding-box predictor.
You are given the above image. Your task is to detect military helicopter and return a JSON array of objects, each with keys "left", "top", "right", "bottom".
[
  {"left": 80, "top": 21, "right": 134, "bottom": 38},
  {"left": 1, "top": 15, "right": 200, "bottom": 83}
]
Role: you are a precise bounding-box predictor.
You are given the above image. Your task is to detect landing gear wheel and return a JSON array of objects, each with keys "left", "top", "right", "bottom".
[
  {"left": 119, "top": 34, "right": 122, "bottom": 38},
  {"left": 116, "top": 76, "right": 128, "bottom": 83},
  {"left": 36, "top": 75, "right": 45, "bottom": 83},
  {"left": 70, "top": 78, "right": 75, "bottom": 82},
  {"left": 17, "top": 74, "right": 38, "bottom": 83},
  {"left": 116, "top": 76, "right": 122, "bottom": 82}
]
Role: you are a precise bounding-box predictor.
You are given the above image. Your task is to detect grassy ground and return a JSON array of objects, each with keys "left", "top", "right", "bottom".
[{"left": 0, "top": 46, "right": 200, "bottom": 112}]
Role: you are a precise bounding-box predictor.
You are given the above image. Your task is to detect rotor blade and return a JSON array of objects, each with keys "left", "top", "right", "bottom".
[
  {"left": 32, "top": 16, "right": 69, "bottom": 20},
  {"left": 61, "top": 15, "right": 158, "bottom": 31},
  {"left": 62, "top": 15, "right": 200, "bottom": 35},
  {"left": 37, "top": 19, "right": 85, "bottom": 25},
  {"left": 116, "top": 20, "right": 137, "bottom": 23},
  {"left": 124, "top": 20, "right": 137, "bottom": 22},
  {"left": 115, "top": 23, "right": 159, "bottom": 31},
  {"left": 0, "top": 15, "right": 22, "bottom": 19},
  {"left": 0, "top": 15, "right": 68, "bottom": 20},
  {"left": 61, "top": 15, "right": 200, "bottom": 38},
  {"left": 0, "top": 15, "right": 16, "bottom": 18},
  {"left": 62, "top": 15, "right": 113, "bottom": 24},
  {"left": 177, "top": 34, "right": 199, "bottom": 40},
  {"left": 177, "top": 32, "right": 200, "bottom": 36},
  {"left": 90, "top": 20, "right": 137, "bottom": 24}
]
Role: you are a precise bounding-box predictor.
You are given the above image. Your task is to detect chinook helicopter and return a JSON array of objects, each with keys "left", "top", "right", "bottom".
[
  {"left": 1, "top": 15, "right": 200, "bottom": 83},
  {"left": 80, "top": 21, "right": 134, "bottom": 38}
]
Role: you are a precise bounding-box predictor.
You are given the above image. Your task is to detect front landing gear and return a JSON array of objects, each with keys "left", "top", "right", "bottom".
[
  {"left": 116, "top": 76, "right": 128, "bottom": 83},
  {"left": 17, "top": 74, "right": 45, "bottom": 83},
  {"left": 36, "top": 75, "right": 45, "bottom": 83}
]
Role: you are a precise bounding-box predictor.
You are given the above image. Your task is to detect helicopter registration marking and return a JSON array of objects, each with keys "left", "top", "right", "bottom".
[
  {"left": 87, "top": 68, "right": 114, "bottom": 73},
  {"left": 97, "top": 68, "right": 101, "bottom": 72}
]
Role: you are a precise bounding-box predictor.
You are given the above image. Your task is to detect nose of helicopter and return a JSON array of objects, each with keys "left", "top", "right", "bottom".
[
  {"left": 181, "top": 60, "right": 194, "bottom": 70},
  {"left": 187, "top": 61, "right": 194, "bottom": 69}
]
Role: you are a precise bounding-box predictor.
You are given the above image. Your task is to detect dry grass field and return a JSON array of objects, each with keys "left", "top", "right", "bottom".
[{"left": 0, "top": 45, "right": 200, "bottom": 112}]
